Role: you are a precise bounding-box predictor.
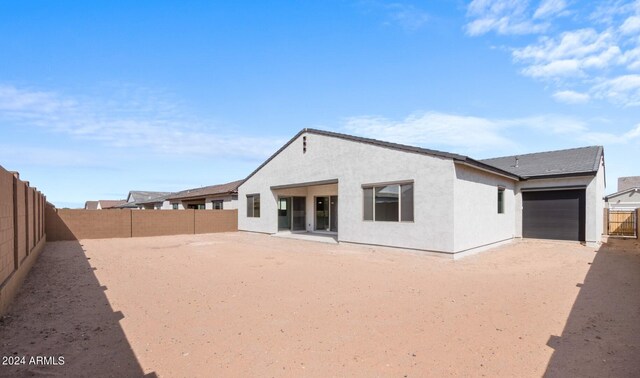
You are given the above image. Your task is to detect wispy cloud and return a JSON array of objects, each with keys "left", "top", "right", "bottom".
[
  {"left": 466, "top": 0, "right": 640, "bottom": 107},
  {"left": 552, "top": 90, "right": 591, "bottom": 104},
  {"left": 465, "top": 0, "right": 551, "bottom": 36},
  {"left": 342, "top": 110, "right": 638, "bottom": 155},
  {"left": 386, "top": 3, "right": 430, "bottom": 31},
  {"left": 0, "top": 84, "right": 285, "bottom": 160}
]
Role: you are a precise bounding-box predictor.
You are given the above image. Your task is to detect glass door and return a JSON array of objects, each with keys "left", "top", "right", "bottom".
[
  {"left": 292, "top": 197, "right": 306, "bottom": 231},
  {"left": 278, "top": 197, "right": 291, "bottom": 230},
  {"left": 315, "top": 197, "right": 329, "bottom": 231},
  {"left": 330, "top": 196, "right": 338, "bottom": 232}
]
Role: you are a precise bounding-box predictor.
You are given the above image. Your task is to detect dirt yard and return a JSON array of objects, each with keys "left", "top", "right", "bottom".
[{"left": 1, "top": 233, "right": 639, "bottom": 377}]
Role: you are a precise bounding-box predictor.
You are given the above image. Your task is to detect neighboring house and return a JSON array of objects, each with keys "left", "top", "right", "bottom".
[
  {"left": 167, "top": 180, "right": 242, "bottom": 210},
  {"left": 96, "top": 200, "right": 127, "bottom": 209},
  {"left": 604, "top": 176, "right": 640, "bottom": 210},
  {"left": 238, "top": 128, "right": 605, "bottom": 258},
  {"left": 120, "top": 191, "right": 172, "bottom": 209},
  {"left": 136, "top": 192, "right": 175, "bottom": 210},
  {"left": 84, "top": 201, "right": 99, "bottom": 210}
]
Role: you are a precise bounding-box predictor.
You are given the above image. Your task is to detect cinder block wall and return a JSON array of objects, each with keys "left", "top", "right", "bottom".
[
  {"left": 195, "top": 210, "right": 238, "bottom": 234},
  {"left": 132, "top": 210, "right": 194, "bottom": 237},
  {"left": 46, "top": 208, "right": 131, "bottom": 240},
  {"left": 0, "top": 165, "right": 47, "bottom": 315},
  {"left": 46, "top": 209, "right": 238, "bottom": 241}
]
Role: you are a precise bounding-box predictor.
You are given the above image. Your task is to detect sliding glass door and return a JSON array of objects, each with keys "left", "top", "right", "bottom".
[{"left": 315, "top": 196, "right": 338, "bottom": 232}]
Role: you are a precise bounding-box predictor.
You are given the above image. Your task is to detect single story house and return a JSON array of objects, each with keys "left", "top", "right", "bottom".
[
  {"left": 119, "top": 191, "right": 172, "bottom": 209},
  {"left": 604, "top": 176, "right": 640, "bottom": 210},
  {"left": 167, "top": 180, "right": 242, "bottom": 210},
  {"left": 96, "top": 199, "right": 127, "bottom": 210},
  {"left": 238, "top": 128, "right": 605, "bottom": 258},
  {"left": 136, "top": 192, "right": 175, "bottom": 210}
]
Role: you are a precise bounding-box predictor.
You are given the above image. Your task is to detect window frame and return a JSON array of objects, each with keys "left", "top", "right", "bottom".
[
  {"left": 246, "top": 194, "right": 261, "bottom": 218},
  {"left": 362, "top": 181, "right": 414, "bottom": 223},
  {"left": 497, "top": 187, "right": 505, "bottom": 214},
  {"left": 172, "top": 203, "right": 179, "bottom": 210},
  {"left": 211, "top": 200, "right": 224, "bottom": 210}
]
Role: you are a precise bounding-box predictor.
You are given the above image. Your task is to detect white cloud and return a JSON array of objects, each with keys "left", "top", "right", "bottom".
[
  {"left": 620, "top": 15, "right": 640, "bottom": 34},
  {"left": 591, "top": 74, "right": 640, "bottom": 106},
  {"left": 579, "top": 123, "right": 640, "bottom": 144},
  {"left": 342, "top": 111, "right": 594, "bottom": 154},
  {"left": 466, "top": 0, "right": 549, "bottom": 36},
  {"left": 552, "top": 90, "right": 591, "bottom": 104},
  {"left": 344, "top": 112, "right": 513, "bottom": 151},
  {"left": 467, "top": 0, "right": 640, "bottom": 106},
  {"left": 534, "top": 0, "right": 568, "bottom": 19},
  {"left": 386, "top": 3, "right": 430, "bottom": 31},
  {"left": 0, "top": 84, "right": 284, "bottom": 160}
]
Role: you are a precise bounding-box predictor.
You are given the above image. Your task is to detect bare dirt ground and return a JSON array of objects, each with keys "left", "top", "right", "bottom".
[{"left": 1, "top": 233, "right": 639, "bottom": 377}]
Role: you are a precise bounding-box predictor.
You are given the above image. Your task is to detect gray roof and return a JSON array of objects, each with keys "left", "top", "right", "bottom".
[
  {"left": 605, "top": 186, "right": 640, "bottom": 200},
  {"left": 480, "top": 146, "right": 603, "bottom": 179},
  {"left": 167, "top": 180, "right": 243, "bottom": 201},
  {"left": 127, "top": 191, "right": 171, "bottom": 203},
  {"left": 137, "top": 192, "right": 175, "bottom": 205}
]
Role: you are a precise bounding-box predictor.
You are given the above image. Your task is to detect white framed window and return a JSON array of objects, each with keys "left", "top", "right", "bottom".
[
  {"left": 497, "top": 187, "right": 505, "bottom": 214},
  {"left": 212, "top": 200, "right": 224, "bottom": 210},
  {"left": 172, "top": 203, "right": 179, "bottom": 210},
  {"left": 363, "top": 182, "right": 414, "bottom": 222}
]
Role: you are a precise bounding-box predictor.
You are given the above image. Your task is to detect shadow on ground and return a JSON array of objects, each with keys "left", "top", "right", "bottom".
[
  {"left": 545, "top": 237, "right": 640, "bottom": 377},
  {"left": 0, "top": 241, "right": 155, "bottom": 377}
]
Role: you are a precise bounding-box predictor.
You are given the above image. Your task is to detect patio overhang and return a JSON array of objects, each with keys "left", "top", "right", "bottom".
[{"left": 270, "top": 179, "right": 338, "bottom": 191}]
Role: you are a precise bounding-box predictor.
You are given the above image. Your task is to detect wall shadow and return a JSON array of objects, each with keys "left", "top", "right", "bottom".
[
  {"left": 544, "top": 238, "right": 640, "bottom": 377},
  {"left": 0, "top": 241, "right": 155, "bottom": 377}
]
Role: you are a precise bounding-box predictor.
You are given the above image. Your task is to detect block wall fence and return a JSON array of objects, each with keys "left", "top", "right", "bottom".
[
  {"left": 0, "top": 165, "right": 47, "bottom": 315},
  {"left": 45, "top": 208, "right": 238, "bottom": 241}
]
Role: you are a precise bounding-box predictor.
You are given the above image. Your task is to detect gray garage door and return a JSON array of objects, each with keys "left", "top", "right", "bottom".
[{"left": 522, "top": 189, "right": 586, "bottom": 241}]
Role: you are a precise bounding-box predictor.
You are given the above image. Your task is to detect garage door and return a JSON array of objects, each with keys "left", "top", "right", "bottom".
[{"left": 522, "top": 189, "right": 586, "bottom": 241}]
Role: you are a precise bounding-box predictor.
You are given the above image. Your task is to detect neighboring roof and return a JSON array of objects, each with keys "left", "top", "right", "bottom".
[
  {"left": 618, "top": 176, "right": 640, "bottom": 192},
  {"left": 241, "top": 128, "right": 521, "bottom": 184},
  {"left": 480, "top": 146, "right": 604, "bottom": 179},
  {"left": 98, "top": 200, "right": 127, "bottom": 209},
  {"left": 604, "top": 187, "right": 640, "bottom": 200},
  {"left": 127, "top": 191, "right": 172, "bottom": 203},
  {"left": 167, "top": 180, "right": 243, "bottom": 201},
  {"left": 84, "top": 201, "right": 99, "bottom": 210},
  {"left": 137, "top": 192, "right": 175, "bottom": 205}
]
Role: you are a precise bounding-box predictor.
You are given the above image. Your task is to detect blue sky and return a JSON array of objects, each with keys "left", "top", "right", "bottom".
[{"left": 1, "top": 0, "right": 639, "bottom": 208}]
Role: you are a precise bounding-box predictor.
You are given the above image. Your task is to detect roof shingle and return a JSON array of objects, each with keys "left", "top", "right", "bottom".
[
  {"left": 167, "top": 180, "right": 243, "bottom": 201},
  {"left": 480, "top": 146, "right": 603, "bottom": 179}
]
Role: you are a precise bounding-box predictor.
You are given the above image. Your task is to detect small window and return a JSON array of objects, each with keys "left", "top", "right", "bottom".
[
  {"left": 363, "top": 188, "right": 373, "bottom": 221},
  {"left": 172, "top": 203, "right": 179, "bottom": 210},
  {"left": 363, "top": 182, "right": 413, "bottom": 222},
  {"left": 212, "top": 200, "right": 224, "bottom": 210},
  {"left": 247, "top": 194, "right": 261, "bottom": 217},
  {"left": 497, "top": 188, "right": 505, "bottom": 214}
]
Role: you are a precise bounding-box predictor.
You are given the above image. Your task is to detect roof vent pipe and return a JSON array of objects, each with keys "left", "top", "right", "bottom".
[{"left": 514, "top": 156, "right": 519, "bottom": 168}]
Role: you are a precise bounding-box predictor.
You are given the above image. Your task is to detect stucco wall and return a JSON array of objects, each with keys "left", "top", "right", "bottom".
[
  {"left": 239, "top": 132, "right": 457, "bottom": 253},
  {"left": 452, "top": 164, "right": 517, "bottom": 253}
]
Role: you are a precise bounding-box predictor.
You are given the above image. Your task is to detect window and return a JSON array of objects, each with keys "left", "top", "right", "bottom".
[
  {"left": 247, "top": 194, "right": 260, "bottom": 217},
  {"left": 188, "top": 204, "right": 205, "bottom": 210},
  {"left": 212, "top": 200, "right": 224, "bottom": 210},
  {"left": 172, "top": 203, "right": 179, "bottom": 210},
  {"left": 363, "top": 182, "right": 414, "bottom": 222},
  {"left": 497, "top": 187, "right": 505, "bottom": 214}
]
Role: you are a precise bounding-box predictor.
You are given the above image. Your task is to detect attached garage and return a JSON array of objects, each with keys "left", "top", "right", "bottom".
[{"left": 522, "top": 189, "right": 586, "bottom": 242}]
